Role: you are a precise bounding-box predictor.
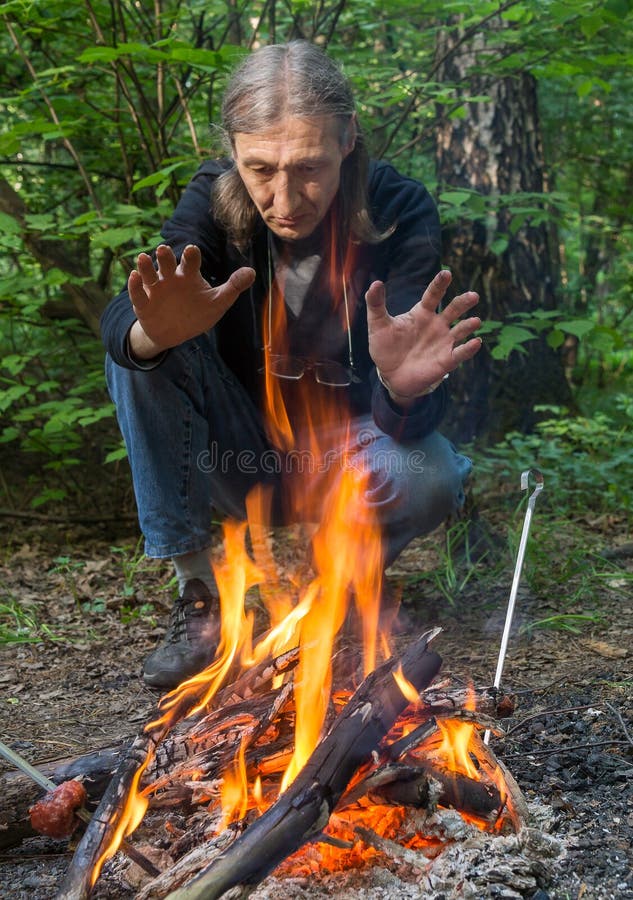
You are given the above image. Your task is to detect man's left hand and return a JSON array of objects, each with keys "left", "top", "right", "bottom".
[{"left": 365, "top": 269, "right": 482, "bottom": 404}]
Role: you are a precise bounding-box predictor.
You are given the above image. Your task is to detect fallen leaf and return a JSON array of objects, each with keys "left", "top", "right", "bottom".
[{"left": 582, "top": 639, "right": 629, "bottom": 659}]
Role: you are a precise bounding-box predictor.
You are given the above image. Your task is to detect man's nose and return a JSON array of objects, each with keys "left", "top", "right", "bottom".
[{"left": 273, "top": 173, "right": 301, "bottom": 215}]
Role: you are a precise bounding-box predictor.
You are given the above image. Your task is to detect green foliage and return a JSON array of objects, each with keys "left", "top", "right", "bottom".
[
  {"left": 476, "top": 308, "right": 626, "bottom": 364},
  {"left": 0, "top": 310, "right": 119, "bottom": 506},
  {"left": 521, "top": 612, "right": 604, "bottom": 635},
  {"left": 50, "top": 554, "right": 87, "bottom": 606},
  {"left": 516, "top": 512, "right": 632, "bottom": 635},
  {"left": 110, "top": 538, "right": 152, "bottom": 599},
  {"left": 0, "top": 0, "right": 244, "bottom": 506},
  {"left": 475, "top": 396, "right": 633, "bottom": 518},
  {"left": 0, "top": 595, "right": 60, "bottom": 644},
  {"left": 1, "top": 0, "right": 632, "bottom": 510},
  {"left": 427, "top": 518, "right": 495, "bottom": 605}
]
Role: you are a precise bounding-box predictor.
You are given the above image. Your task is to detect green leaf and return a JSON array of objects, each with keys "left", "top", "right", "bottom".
[
  {"left": 449, "top": 105, "right": 467, "bottom": 119},
  {"left": 0, "top": 212, "right": 22, "bottom": 236},
  {"left": 498, "top": 325, "right": 536, "bottom": 344},
  {"left": 105, "top": 445, "right": 128, "bottom": 463},
  {"left": 439, "top": 190, "right": 473, "bottom": 206},
  {"left": 558, "top": 319, "right": 596, "bottom": 340},
  {"left": 0, "top": 384, "right": 31, "bottom": 412},
  {"left": 490, "top": 237, "right": 508, "bottom": 255},
  {"left": 91, "top": 226, "right": 142, "bottom": 250},
  {"left": 77, "top": 43, "right": 168, "bottom": 64},
  {"left": 1, "top": 354, "right": 31, "bottom": 376},
  {"left": 475, "top": 319, "right": 503, "bottom": 335},
  {"left": 132, "top": 160, "right": 192, "bottom": 193},
  {"left": 166, "top": 46, "right": 231, "bottom": 70},
  {"left": 31, "top": 488, "right": 67, "bottom": 508},
  {"left": 547, "top": 329, "right": 565, "bottom": 349},
  {"left": 0, "top": 426, "right": 20, "bottom": 443},
  {"left": 491, "top": 325, "right": 537, "bottom": 360},
  {"left": 604, "top": 0, "right": 633, "bottom": 18}
]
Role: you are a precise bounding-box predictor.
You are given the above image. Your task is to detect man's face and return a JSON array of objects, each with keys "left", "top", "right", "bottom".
[{"left": 233, "top": 115, "right": 356, "bottom": 241}]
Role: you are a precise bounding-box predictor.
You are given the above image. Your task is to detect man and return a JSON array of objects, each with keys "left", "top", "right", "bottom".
[{"left": 102, "top": 41, "right": 481, "bottom": 691}]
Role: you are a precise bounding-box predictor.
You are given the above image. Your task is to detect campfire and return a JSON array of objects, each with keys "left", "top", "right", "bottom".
[
  {"left": 58, "top": 272, "right": 530, "bottom": 899},
  {"left": 58, "top": 623, "right": 524, "bottom": 899}
]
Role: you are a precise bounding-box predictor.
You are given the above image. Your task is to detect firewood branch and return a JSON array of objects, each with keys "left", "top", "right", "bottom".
[{"left": 166, "top": 630, "right": 442, "bottom": 900}]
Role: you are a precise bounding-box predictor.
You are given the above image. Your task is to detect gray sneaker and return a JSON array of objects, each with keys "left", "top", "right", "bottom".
[{"left": 142, "top": 579, "right": 220, "bottom": 691}]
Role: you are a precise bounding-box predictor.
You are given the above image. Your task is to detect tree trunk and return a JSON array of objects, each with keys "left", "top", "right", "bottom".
[{"left": 435, "top": 22, "right": 573, "bottom": 442}]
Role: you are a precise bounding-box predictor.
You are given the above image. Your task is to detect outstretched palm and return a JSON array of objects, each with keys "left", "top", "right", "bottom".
[
  {"left": 366, "top": 269, "right": 482, "bottom": 400},
  {"left": 129, "top": 244, "right": 255, "bottom": 357}
]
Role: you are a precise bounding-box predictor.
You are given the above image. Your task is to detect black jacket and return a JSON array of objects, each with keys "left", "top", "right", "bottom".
[{"left": 101, "top": 159, "right": 447, "bottom": 441}]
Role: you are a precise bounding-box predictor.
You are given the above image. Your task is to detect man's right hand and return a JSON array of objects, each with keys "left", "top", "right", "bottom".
[{"left": 128, "top": 243, "right": 256, "bottom": 360}]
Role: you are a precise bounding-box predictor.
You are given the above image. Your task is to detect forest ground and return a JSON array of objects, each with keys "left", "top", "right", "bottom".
[{"left": 0, "top": 483, "right": 631, "bottom": 900}]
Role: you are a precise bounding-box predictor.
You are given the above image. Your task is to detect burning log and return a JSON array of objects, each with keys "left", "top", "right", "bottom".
[
  {"left": 0, "top": 649, "right": 301, "bottom": 854},
  {"left": 57, "top": 732, "right": 160, "bottom": 900},
  {"left": 56, "top": 647, "right": 301, "bottom": 900},
  {"left": 0, "top": 681, "right": 514, "bottom": 857},
  {"left": 343, "top": 761, "right": 502, "bottom": 819},
  {"left": 213, "top": 646, "right": 299, "bottom": 707},
  {"left": 468, "top": 729, "right": 529, "bottom": 832},
  {"left": 422, "top": 683, "right": 515, "bottom": 718},
  {"left": 163, "top": 630, "right": 442, "bottom": 900},
  {"left": 1, "top": 628, "right": 526, "bottom": 900}
]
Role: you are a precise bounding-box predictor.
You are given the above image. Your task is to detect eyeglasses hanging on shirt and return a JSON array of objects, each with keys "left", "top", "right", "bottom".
[
  {"left": 266, "top": 354, "right": 355, "bottom": 387},
  {"left": 261, "top": 237, "right": 359, "bottom": 387}
]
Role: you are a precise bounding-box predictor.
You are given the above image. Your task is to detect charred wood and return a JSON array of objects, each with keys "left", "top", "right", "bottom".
[
  {"left": 369, "top": 764, "right": 502, "bottom": 818},
  {"left": 422, "top": 685, "right": 515, "bottom": 719},
  {"left": 165, "top": 630, "right": 442, "bottom": 900},
  {"left": 470, "top": 731, "right": 530, "bottom": 832},
  {"left": 213, "top": 647, "right": 299, "bottom": 708},
  {"left": 57, "top": 648, "right": 301, "bottom": 900},
  {"left": 0, "top": 673, "right": 294, "bottom": 853},
  {"left": 342, "top": 761, "right": 502, "bottom": 820}
]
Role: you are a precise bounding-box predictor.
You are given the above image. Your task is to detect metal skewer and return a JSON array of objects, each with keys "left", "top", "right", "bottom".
[
  {"left": 0, "top": 738, "right": 59, "bottom": 794},
  {"left": 0, "top": 737, "right": 160, "bottom": 877},
  {"left": 484, "top": 468, "right": 544, "bottom": 745}
]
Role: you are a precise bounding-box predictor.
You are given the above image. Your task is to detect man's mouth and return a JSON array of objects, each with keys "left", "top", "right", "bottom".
[{"left": 274, "top": 215, "right": 305, "bottom": 227}]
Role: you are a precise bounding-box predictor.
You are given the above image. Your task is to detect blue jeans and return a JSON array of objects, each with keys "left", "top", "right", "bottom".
[{"left": 106, "top": 333, "right": 472, "bottom": 567}]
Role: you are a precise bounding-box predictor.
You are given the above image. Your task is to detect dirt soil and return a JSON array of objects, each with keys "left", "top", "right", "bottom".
[{"left": 0, "top": 511, "right": 631, "bottom": 900}]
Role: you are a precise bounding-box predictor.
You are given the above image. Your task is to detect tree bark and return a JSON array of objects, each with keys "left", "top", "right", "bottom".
[{"left": 434, "top": 21, "right": 573, "bottom": 442}]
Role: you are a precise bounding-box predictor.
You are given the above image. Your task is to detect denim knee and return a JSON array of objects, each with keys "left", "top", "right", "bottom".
[{"left": 352, "top": 427, "right": 472, "bottom": 566}]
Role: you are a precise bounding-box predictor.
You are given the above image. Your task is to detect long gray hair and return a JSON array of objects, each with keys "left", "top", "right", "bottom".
[{"left": 213, "top": 41, "right": 386, "bottom": 250}]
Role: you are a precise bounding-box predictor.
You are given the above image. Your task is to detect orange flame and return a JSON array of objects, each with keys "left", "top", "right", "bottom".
[
  {"left": 91, "top": 751, "right": 152, "bottom": 886},
  {"left": 261, "top": 276, "right": 295, "bottom": 451},
  {"left": 218, "top": 737, "right": 249, "bottom": 833},
  {"left": 252, "top": 775, "right": 266, "bottom": 814},
  {"left": 435, "top": 687, "right": 479, "bottom": 780},
  {"left": 436, "top": 717, "right": 479, "bottom": 781},
  {"left": 393, "top": 664, "right": 421, "bottom": 706},
  {"left": 94, "top": 233, "right": 452, "bottom": 873},
  {"left": 147, "top": 520, "right": 264, "bottom": 732}
]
